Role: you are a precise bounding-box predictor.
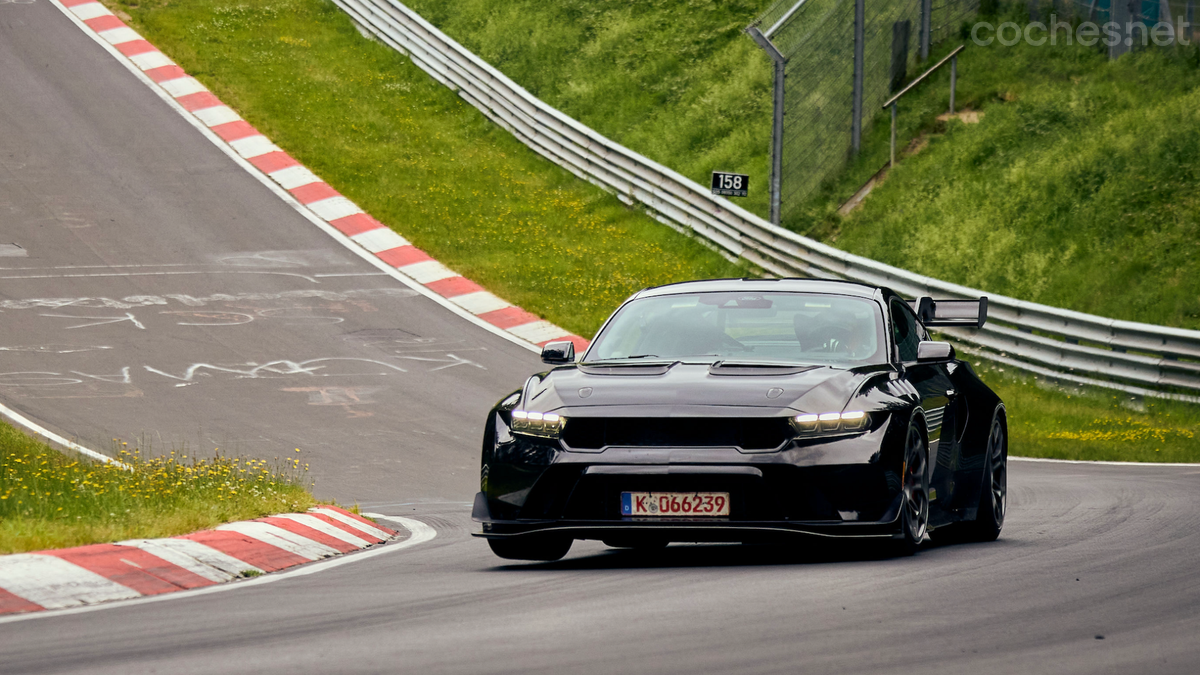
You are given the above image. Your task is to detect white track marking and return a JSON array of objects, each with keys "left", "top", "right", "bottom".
[
  {"left": 397, "top": 260, "right": 457, "bottom": 284},
  {"left": 127, "top": 51, "right": 173, "bottom": 70},
  {"left": 191, "top": 105, "right": 241, "bottom": 127},
  {"left": 115, "top": 538, "right": 260, "bottom": 579},
  {"left": 268, "top": 165, "right": 321, "bottom": 190},
  {"left": 0, "top": 401, "right": 124, "bottom": 466},
  {"left": 96, "top": 26, "right": 140, "bottom": 45},
  {"left": 305, "top": 197, "right": 362, "bottom": 221},
  {"left": 271, "top": 514, "right": 373, "bottom": 547},
  {"left": 1010, "top": 456, "right": 1200, "bottom": 467},
  {"left": 67, "top": 2, "right": 110, "bottom": 20},
  {"left": 0, "top": 518, "right": 435, "bottom": 625},
  {"left": 0, "top": 555, "right": 141, "bottom": 609},
  {"left": 308, "top": 508, "right": 393, "bottom": 540},
  {"left": 214, "top": 522, "right": 341, "bottom": 560},
  {"left": 228, "top": 135, "right": 282, "bottom": 159},
  {"left": 157, "top": 77, "right": 207, "bottom": 98},
  {"left": 350, "top": 228, "right": 410, "bottom": 253},
  {"left": 449, "top": 291, "right": 510, "bottom": 315},
  {"left": 114, "top": 540, "right": 238, "bottom": 583},
  {"left": 507, "top": 320, "right": 571, "bottom": 343}
]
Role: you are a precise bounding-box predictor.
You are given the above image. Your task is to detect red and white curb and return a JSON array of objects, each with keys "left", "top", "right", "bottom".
[
  {"left": 53, "top": 0, "right": 589, "bottom": 354},
  {"left": 0, "top": 506, "right": 396, "bottom": 615}
]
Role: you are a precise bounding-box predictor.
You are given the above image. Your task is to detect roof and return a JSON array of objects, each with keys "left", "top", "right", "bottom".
[{"left": 634, "top": 277, "right": 885, "bottom": 300}]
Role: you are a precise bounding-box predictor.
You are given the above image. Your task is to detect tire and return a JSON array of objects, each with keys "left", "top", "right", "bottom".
[
  {"left": 962, "top": 410, "right": 1007, "bottom": 542},
  {"left": 931, "top": 409, "right": 1007, "bottom": 544},
  {"left": 893, "top": 418, "right": 930, "bottom": 556},
  {"left": 487, "top": 536, "right": 572, "bottom": 561}
]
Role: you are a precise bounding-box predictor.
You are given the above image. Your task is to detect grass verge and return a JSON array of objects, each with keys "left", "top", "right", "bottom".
[
  {"left": 0, "top": 421, "right": 316, "bottom": 554},
  {"left": 106, "top": 0, "right": 744, "bottom": 338},
  {"left": 969, "top": 356, "right": 1200, "bottom": 463}
]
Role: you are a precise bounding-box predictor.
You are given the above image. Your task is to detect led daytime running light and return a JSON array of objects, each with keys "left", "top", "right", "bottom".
[
  {"left": 511, "top": 410, "right": 566, "bottom": 438},
  {"left": 791, "top": 411, "right": 870, "bottom": 434}
]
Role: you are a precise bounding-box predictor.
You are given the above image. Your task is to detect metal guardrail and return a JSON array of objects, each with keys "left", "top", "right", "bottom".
[{"left": 335, "top": 0, "right": 1200, "bottom": 400}]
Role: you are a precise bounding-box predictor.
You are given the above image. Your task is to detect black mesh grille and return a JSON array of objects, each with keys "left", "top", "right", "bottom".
[{"left": 562, "top": 418, "right": 792, "bottom": 451}]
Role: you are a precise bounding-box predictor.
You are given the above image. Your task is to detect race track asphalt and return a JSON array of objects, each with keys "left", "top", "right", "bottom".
[{"left": 1, "top": 3, "right": 1198, "bottom": 673}]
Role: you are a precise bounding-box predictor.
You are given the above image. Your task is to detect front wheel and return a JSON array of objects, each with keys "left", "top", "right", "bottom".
[
  {"left": 487, "top": 536, "right": 572, "bottom": 561},
  {"left": 893, "top": 420, "right": 930, "bottom": 556}
]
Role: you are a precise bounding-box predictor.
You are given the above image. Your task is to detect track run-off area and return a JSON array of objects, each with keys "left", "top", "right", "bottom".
[{"left": 1, "top": 2, "right": 1198, "bottom": 673}]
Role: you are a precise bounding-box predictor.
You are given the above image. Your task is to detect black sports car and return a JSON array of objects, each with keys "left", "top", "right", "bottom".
[{"left": 473, "top": 279, "right": 1007, "bottom": 561}]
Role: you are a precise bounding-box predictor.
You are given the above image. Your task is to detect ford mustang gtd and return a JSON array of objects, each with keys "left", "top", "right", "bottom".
[{"left": 473, "top": 279, "right": 1007, "bottom": 561}]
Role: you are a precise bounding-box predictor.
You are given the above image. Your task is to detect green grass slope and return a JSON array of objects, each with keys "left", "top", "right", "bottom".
[
  {"left": 403, "top": 0, "right": 776, "bottom": 219},
  {"left": 822, "top": 40, "right": 1200, "bottom": 330}
]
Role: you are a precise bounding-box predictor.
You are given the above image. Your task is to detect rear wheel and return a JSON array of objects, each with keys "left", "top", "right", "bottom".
[
  {"left": 932, "top": 410, "right": 1007, "bottom": 544},
  {"left": 894, "top": 420, "right": 929, "bottom": 556},
  {"left": 487, "top": 536, "right": 572, "bottom": 561},
  {"left": 963, "top": 412, "right": 1007, "bottom": 542}
]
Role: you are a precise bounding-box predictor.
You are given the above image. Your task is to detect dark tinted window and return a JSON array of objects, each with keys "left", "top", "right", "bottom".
[
  {"left": 891, "top": 300, "right": 925, "bottom": 362},
  {"left": 586, "top": 292, "right": 887, "bottom": 366}
]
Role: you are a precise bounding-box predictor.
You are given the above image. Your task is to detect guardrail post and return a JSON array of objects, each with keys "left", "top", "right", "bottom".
[
  {"left": 851, "top": 0, "right": 865, "bottom": 154},
  {"left": 920, "top": 0, "right": 932, "bottom": 60},
  {"left": 949, "top": 54, "right": 957, "bottom": 114}
]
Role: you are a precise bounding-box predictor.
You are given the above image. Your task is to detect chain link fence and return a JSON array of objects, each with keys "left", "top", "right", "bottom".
[{"left": 748, "top": 0, "right": 980, "bottom": 223}]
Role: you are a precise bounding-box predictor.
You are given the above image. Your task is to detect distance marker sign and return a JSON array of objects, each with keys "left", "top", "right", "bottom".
[{"left": 711, "top": 171, "right": 749, "bottom": 198}]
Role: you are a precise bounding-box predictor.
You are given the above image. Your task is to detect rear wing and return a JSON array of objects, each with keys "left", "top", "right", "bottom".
[{"left": 907, "top": 297, "right": 988, "bottom": 329}]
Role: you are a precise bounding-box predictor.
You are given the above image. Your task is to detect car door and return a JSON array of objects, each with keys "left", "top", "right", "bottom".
[{"left": 890, "top": 298, "right": 958, "bottom": 521}]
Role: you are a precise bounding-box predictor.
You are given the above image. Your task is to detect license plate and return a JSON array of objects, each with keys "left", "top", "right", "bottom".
[{"left": 620, "top": 492, "right": 730, "bottom": 517}]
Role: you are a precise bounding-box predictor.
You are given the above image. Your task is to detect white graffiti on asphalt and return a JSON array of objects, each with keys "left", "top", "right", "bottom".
[
  {"left": 142, "top": 358, "right": 410, "bottom": 383},
  {"left": 39, "top": 312, "right": 146, "bottom": 330},
  {"left": 0, "top": 288, "right": 414, "bottom": 311}
]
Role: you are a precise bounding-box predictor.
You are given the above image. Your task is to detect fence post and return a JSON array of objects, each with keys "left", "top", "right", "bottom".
[
  {"left": 851, "top": 0, "right": 865, "bottom": 154},
  {"left": 949, "top": 54, "right": 957, "bottom": 114},
  {"left": 1110, "top": 0, "right": 1132, "bottom": 58},
  {"left": 920, "top": 0, "right": 932, "bottom": 60},
  {"left": 746, "top": 26, "right": 786, "bottom": 225},
  {"left": 770, "top": 59, "right": 785, "bottom": 224},
  {"left": 890, "top": 104, "right": 897, "bottom": 167}
]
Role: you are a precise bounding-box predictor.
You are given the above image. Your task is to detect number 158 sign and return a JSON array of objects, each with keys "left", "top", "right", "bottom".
[{"left": 711, "top": 171, "right": 749, "bottom": 198}]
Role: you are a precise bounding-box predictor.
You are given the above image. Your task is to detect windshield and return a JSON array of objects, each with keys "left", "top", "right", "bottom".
[{"left": 585, "top": 291, "right": 886, "bottom": 367}]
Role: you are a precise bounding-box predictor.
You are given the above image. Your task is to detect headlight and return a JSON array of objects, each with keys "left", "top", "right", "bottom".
[
  {"left": 790, "top": 410, "right": 870, "bottom": 435},
  {"left": 511, "top": 410, "right": 566, "bottom": 438}
]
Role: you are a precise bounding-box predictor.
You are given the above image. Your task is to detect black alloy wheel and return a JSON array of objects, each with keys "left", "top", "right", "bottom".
[
  {"left": 488, "top": 536, "right": 573, "bottom": 562},
  {"left": 895, "top": 420, "right": 930, "bottom": 556},
  {"left": 931, "top": 409, "right": 1007, "bottom": 544},
  {"left": 967, "top": 412, "right": 1007, "bottom": 541}
]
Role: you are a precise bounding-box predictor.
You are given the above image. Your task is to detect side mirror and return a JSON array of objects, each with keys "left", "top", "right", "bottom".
[
  {"left": 916, "top": 341, "right": 955, "bottom": 363},
  {"left": 541, "top": 340, "right": 575, "bottom": 365}
]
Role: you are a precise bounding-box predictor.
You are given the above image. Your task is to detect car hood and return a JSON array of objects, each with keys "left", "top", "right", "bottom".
[{"left": 524, "top": 362, "right": 880, "bottom": 417}]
